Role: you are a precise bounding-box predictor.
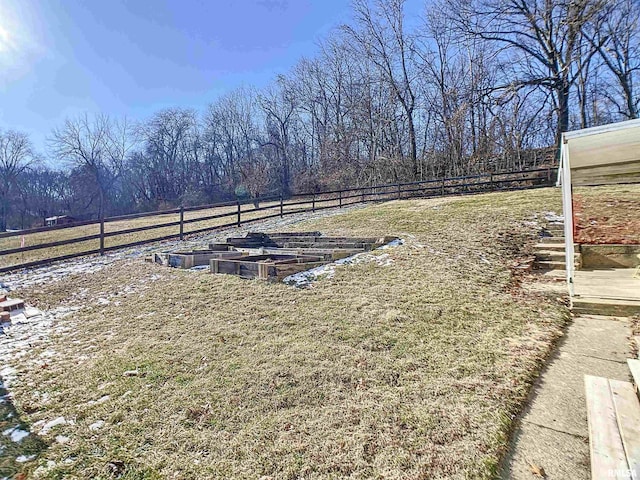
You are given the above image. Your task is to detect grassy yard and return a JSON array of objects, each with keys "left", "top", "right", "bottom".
[{"left": 3, "top": 187, "right": 569, "bottom": 479}]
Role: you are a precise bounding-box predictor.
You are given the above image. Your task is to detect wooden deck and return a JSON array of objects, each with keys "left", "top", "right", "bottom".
[{"left": 573, "top": 268, "right": 640, "bottom": 316}]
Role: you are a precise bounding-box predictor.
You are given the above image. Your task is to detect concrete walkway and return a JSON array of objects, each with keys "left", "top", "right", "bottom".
[{"left": 501, "top": 315, "right": 631, "bottom": 479}]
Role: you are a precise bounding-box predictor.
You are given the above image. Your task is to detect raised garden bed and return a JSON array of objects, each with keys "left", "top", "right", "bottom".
[
  {"left": 210, "top": 253, "right": 328, "bottom": 281},
  {"left": 152, "top": 231, "right": 399, "bottom": 280}
]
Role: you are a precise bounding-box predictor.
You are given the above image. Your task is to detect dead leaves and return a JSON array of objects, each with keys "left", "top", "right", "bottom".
[{"left": 529, "top": 460, "right": 546, "bottom": 477}]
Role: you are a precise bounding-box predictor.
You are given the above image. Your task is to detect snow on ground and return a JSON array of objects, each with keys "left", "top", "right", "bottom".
[
  {"left": 543, "top": 211, "right": 564, "bottom": 223},
  {"left": 1, "top": 204, "right": 366, "bottom": 293},
  {"left": 0, "top": 306, "right": 79, "bottom": 388},
  {"left": 0, "top": 204, "right": 368, "bottom": 462},
  {"left": 283, "top": 238, "right": 404, "bottom": 288}
]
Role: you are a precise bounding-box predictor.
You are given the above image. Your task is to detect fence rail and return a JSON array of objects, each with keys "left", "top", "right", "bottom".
[{"left": 0, "top": 167, "right": 557, "bottom": 273}]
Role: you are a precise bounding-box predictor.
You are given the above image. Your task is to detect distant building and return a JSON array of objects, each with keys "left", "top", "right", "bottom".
[{"left": 45, "top": 215, "right": 77, "bottom": 227}]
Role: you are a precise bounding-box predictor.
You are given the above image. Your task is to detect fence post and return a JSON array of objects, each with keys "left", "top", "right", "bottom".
[
  {"left": 397, "top": 183, "right": 401, "bottom": 200},
  {"left": 312, "top": 194, "right": 315, "bottom": 212},
  {"left": 99, "top": 217, "right": 105, "bottom": 256},
  {"left": 441, "top": 178, "right": 445, "bottom": 196},
  {"left": 339, "top": 190, "right": 342, "bottom": 208},
  {"left": 179, "top": 206, "right": 184, "bottom": 241},
  {"left": 489, "top": 173, "right": 494, "bottom": 191},
  {"left": 361, "top": 188, "right": 365, "bottom": 203},
  {"left": 236, "top": 199, "right": 241, "bottom": 227},
  {"left": 280, "top": 195, "right": 283, "bottom": 218},
  {"left": 547, "top": 167, "right": 551, "bottom": 183}
]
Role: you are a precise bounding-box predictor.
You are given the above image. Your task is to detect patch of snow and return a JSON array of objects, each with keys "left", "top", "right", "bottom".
[
  {"left": 378, "top": 238, "right": 403, "bottom": 249},
  {"left": 33, "top": 461, "right": 57, "bottom": 476},
  {"left": 544, "top": 211, "right": 564, "bottom": 223},
  {"left": 283, "top": 238, "right": 404, "bottom": 288},
  {"left": 189, "top": 265, "right": 210, "bottom": 272},
  {"left": 39, "top": 416, "right": 68, "bottom": 435},
  {"left": 15, "top": 454, "right": 36, "bottom": 463},
  {"left": 24, "top": 307, "right": 42, "bottom": 318},
  {"left": 88, "top": 420, "right": 105, "bottom": 431},
  {"left": 123, "top": 369, "right": 139, "bottom": 377},
  {"left": 87, "top": 395, "right": 110, "bottom": 406},
  {"left": 0, "top": 305, "right": 80, "bottom": 387},
  {"left": 55, "top": 435, "right": 70, "bottom": 444},
  {"left": 2, "top": 427, "right": 29, "bottom": 442},
  {"left": 9, "top": 313, "right": 28, "bottom": 324}
]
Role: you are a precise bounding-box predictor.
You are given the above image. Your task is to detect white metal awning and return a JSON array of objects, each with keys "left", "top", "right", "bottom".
[{"left": 558, "top": 118, "right": 640, "bottom": 295}]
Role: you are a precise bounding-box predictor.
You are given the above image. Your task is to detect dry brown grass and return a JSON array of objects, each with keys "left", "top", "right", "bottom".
[{"left": 4, "top": 187, "right": 570, "bottom": 479}]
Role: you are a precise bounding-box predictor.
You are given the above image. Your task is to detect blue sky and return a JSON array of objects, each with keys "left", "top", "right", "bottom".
[{"left": 0, "top": 0, "right": 421, "bottom": 153}]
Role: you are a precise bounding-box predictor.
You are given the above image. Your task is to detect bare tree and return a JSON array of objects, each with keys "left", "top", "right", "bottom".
[
  {"left": 50, "top": 114, "right": 133, "bottom": 217},
  {"left": 0, "top": 130, "right": 36, "bottom": 230},
  {"left": 450, "top": 0, "right": 606, "bottom": 146},
  {"left": 586, "top": 0, "right": 640, "bottom": 119},
  {"left": 343, "top": 0, "right": 419, "bottom": 179},
  {"left": 137, "top": 108, "right": 199, "bottom": 206},
  {"left": 259, "top": 76, "right": 297, "bottom": 196}
]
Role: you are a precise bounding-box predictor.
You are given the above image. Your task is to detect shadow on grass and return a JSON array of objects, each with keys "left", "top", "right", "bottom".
[{"left": 0, "top": 377, "right": 48, "bottom": 478}]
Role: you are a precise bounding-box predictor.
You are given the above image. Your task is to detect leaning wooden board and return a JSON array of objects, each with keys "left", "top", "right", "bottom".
[
  {"left": 610, "top": 379, "right": 640, "bottom": 478},
  {"left": 584, "top": 375, "right": 633, "bottom": 479}
]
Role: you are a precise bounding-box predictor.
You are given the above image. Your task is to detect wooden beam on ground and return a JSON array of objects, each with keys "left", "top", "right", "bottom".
[
  {"left": 628, "top": 359, "right": 640, "bottom": 394},
  {"left": 610, "top": 379, "right": 640, "bottom": 477},
  {"left": 584, "top": 375, "right": 630, "bottom": 479}
]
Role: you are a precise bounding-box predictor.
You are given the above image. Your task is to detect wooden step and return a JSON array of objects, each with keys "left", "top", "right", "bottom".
[
  {"left": 540, "top": 236, "right": 565, "bottom": 243},
  {"left": 535, "top": 250, "right": 567, "bottom": 261},
  {"left": 535, "top": 260, "right": 566, "bottom": 270},
  {"left": 534, "top": 242, "right": 568, "bottom": 251},
  {"left": 585, "top": 375, "right": 639, "bottom": 479},
  {"left": 572, "top": 297, "right": 640, "bottom": 317}
]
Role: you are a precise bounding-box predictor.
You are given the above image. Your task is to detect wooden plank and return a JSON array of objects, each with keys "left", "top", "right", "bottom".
[
  {"left": 610, "top": 379, "right": 640, "bottom": 477},
  {"left": 628, "top": 359, "right": 640, "bottom": 393},
  {"left": 584, "top": 375, "right": 630, "bottom": 479},
  {"left": 0, "top": 299, "right": 25, "bottom": 311}
]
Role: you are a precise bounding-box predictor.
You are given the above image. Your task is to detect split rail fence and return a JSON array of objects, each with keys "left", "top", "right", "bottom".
[{"left": 0, "top": 167, "right": 557, "bottom": 273}]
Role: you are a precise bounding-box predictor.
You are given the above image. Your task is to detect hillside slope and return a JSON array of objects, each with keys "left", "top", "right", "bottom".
[{"left": 3, "top": 187, "right": 569, "bottom": 479}]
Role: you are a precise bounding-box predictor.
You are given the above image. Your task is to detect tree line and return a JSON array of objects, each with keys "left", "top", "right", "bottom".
[{"left": 1, "top": 0, "right": 638, "bottom": 230}]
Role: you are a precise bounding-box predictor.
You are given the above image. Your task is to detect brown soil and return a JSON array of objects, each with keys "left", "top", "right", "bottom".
[{"left": 574, "top": 185, "right": 640, "bottom": 244}]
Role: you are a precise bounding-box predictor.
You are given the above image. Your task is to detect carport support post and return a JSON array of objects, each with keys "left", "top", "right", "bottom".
[
  {"left": 312, "top": 194, "right": 315, "bottom": 212},
  {"left": 279, "top": 195, "right": 283, "bottom": 218},
  {"left": 339, "top": 190, "right": 342, "bottom": 208},
  {"left": 179, "top": 206, "right": 184, "bottom": 241},
  {"left": 236, "top": 199, "right": 241, "bottom": 227},
  {"left": 560, "top": 137, "right": 575, "bottom": 297}
]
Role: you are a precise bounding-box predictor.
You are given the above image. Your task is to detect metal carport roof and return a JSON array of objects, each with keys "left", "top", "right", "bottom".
[{"left": 558, "top": 118, "right": 640, "bottom": 295}]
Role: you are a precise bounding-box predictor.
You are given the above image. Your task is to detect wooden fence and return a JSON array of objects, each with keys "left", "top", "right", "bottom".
[{"left": 0, "top": 167, "right": 557, "bottom": 273}]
